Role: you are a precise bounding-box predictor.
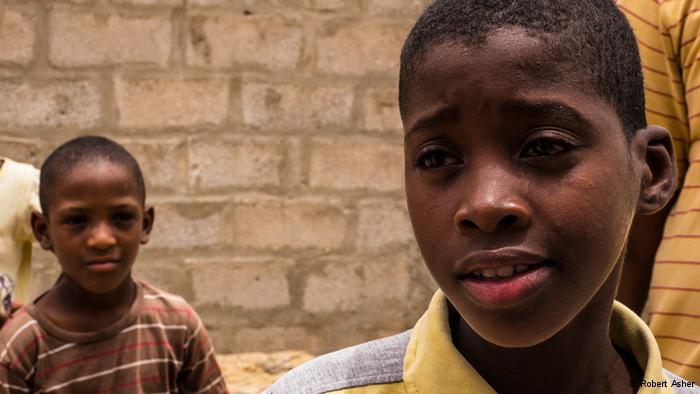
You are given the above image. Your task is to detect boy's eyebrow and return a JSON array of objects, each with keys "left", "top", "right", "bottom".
[
  {"left": 502, "top": 100, "right": 590, "bottom": 127},
  {"left": 404, "top": 105, "right": 459, "bottom": 144},
  {"left": 404, "top": 99, "right": 590, "bottom": 144}
]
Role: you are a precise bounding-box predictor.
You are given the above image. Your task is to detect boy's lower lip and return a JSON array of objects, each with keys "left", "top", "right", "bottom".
[
  {"left": 84, "top": 261, "right": 121, "bottom": 273},
  {"left": 458, "top": 263, "right": 553, "bottom": 308}
]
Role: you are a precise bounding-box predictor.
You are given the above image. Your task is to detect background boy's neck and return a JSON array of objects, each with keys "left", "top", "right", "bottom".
[{"left": 36, "top": 275, "right": 137, "bottom": 333}]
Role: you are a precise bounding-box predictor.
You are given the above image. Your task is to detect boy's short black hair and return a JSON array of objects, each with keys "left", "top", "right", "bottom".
[
  {"left": 399, "top": 0, "right": 646, "bottom": 137},
  {"left": 39, "top": 136, "right": 146, "bottom": 214}
]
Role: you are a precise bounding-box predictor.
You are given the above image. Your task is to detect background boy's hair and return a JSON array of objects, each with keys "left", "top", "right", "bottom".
[
  {"left": 39, "top": 135, "right": 146, "bottom": 214},
  {"left": 399, "top": 0, "right": 645, "bottom": 137}
]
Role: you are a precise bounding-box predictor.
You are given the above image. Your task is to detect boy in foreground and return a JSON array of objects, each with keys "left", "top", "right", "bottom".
[
  {"left": 268, "top": 1, "right": 699, "bottom": 393},
  {"left": 0, "top": 136, "right": 227, "bottom": 393}
]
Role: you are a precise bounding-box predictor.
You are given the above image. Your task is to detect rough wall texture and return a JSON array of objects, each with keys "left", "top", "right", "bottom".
[{"left": 0, "top": 0, "right": 437, "bottom": 354}]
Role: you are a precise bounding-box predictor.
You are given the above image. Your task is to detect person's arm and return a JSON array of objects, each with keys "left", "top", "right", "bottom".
[
  {"left": 618, "top": 198, "right": 675, "bottom": 314},
  {"left": 0, "top": 360, "right": 31, "bottom": 393},
  {"left": 616, "top": 1, "right": 693, "bottom": 314},
  {"left": 177, "top": 313, "right": 228, "bottom": 393},
  {"left": 0, "top": 303, "right": 22, "bottom": 328}
]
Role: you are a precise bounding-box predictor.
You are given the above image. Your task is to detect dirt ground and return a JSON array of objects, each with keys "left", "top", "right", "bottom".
[{"left": 217, "top": 351, "right": 314, "bottom": 394}]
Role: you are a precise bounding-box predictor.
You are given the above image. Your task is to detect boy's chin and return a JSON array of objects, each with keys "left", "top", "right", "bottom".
[
  {"left": 454, "top": 304, "right": 572, "bottom": 348},
  {"left": 68, "top": 273, "right": 134, "bottom": 295},
  {"left": 471, "top": 323, "right": 560, "bottom": 348}
]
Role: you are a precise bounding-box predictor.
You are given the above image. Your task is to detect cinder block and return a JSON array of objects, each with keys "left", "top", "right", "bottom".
[
  {"left": 316, "top": 21, "right": 407, "bottom": 75},
  {"left": 188, "top": 258, "right": 292, "bottom": 309},
  {"left": 0, "top": 137, "right": 41, "bottom": 166},
  {"left": 311, "top": 0, "right": 358, "bottom": 11},
  {"left": 49, "top": 9, "right": 171, "bottom": 67},
  {"left": 356, "top": 199, "right": 414, "bottom": 252},
  {"left": 148, "top": 202, "right": 224, "bottom": 249},
  {"left": 362, "top": 87, "right": 403, "bottom": 132},
  {"left": 0, "top": 7, "right": 34, "bottom": 66},
  {"left": 187, "top": 14, "right": 303, "bottom": 70},
  {"left": 132, "top": 260, "right": 194, "bottom": 301},
  {"left": 0, "top": 80, "right": 100, "bottom": 128},
  {"left": 302, "top": 257, "right": 411, "bottom": 314},
  {"left": 309, "top": 137, "right": 403, "bottom": 191},
  {"left": 111, "top": 0, "right": 183, "bottom": 5},
  {"left": 122, "top": 140, "right": 181, "bottom": 192},
  {"left": 230, "top": 196, "right": 348, "bottom": 251},
  {"left": 187, "top": 137, "right": 292, "bottom": 191},
  {"left": 242, "top": 82, "right": 354, "bottom": 131},
  {"left": 365, "top": 0, "right": 426, "bottom": 17},
  {"left": 189, "top": 0, "right": 309, "bottom": 7},
  {"left": 115, "top": 77, "right": 229, "bottom": 128},
  {"left": 227, "top": 326, "right": 323, "bottom": 353}
]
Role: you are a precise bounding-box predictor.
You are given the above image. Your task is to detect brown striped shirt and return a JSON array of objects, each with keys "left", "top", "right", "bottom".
[
  {"left": 619, "top": 0, "right": 700, "bottom": 382},
  {"left": 0, "top": 280, "right": 227, "bottom": 393}
]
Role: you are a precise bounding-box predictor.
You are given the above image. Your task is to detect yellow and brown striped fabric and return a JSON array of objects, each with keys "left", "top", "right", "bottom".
[
  {"left": 0, "top": 280, "right": 227, "bottom": 393},
  {"left": 619, "top": 0, "right": 700, "bottom": 382}
]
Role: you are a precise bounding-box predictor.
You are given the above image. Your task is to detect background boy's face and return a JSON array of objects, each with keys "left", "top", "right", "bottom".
[
  {"left": 35, "top": 160, "right": 152, "bottom": 294},
  {"left": 402, "top": 28, "right": 641, "bottom": 347}
]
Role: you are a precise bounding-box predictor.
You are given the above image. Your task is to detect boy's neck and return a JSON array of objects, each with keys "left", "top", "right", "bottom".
[
  {"left": 36, "top": 274, "right": 138, "bottom": 333},
  {"left": 450, "top": 262, "right": 641, "bottom": 394}
]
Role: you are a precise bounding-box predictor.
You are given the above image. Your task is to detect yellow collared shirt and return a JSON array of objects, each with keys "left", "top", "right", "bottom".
[{"left": 269, "top": 291, "right": 697, "bottom": 393}]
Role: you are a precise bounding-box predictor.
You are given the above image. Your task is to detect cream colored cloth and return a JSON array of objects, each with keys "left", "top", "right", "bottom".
[{"left": 0, "top": 158, "right": 39, "bottom": 304}]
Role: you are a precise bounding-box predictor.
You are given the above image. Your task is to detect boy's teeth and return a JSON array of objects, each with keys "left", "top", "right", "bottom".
[
  {"left": 473, "top": 265, "right": 532, "bottom": 278},
  {"left": 496, "top": 266, "right": 514, "bottom": 277}
]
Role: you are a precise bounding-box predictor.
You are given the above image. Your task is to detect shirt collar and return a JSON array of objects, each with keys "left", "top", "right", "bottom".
[{"left": 403, "top": 290, "right": 673, "bottom": 394}]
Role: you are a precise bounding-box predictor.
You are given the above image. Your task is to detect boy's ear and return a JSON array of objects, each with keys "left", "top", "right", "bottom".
[
  {"left": 140, "top": 206, "right": 155, "bottom": 244},
  {"left": 633, "top": 125, "right": 676, "bottom": 215},
  {"left": 31, "top": 211, "right": 53, "bottom": 251}
]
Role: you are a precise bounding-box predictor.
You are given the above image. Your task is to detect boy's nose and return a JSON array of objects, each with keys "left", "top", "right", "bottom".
[
  {"left": 87, "top": 221, "right": 117, "bottom": 249},
  {"left": 453, "top": 171, "right": 533, "bottom": 235}
]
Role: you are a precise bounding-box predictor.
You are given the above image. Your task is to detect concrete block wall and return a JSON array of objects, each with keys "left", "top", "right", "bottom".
[{"left": 0, "top": 0, "right": 437, "bottom": 354}]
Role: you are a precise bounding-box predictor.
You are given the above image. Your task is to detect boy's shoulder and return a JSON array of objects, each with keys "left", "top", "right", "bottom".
[
  {"left": 265, "top": 330, "right": 410, "bottom": 394},
  {"left": 0, "top": 308, "right": 43, "bottom": 375},
  {"left": 137, "top": 280, "right": 201, "bottom": 328},
  {"left": 0, "top": 308, "right": 40, "bottom": 345}
]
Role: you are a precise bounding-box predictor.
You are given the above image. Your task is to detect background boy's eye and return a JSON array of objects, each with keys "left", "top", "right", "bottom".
[
  {"left": 62, "top": 216, "right": 87, "bottom": 226},
  {"left": 113, "top": 212, "right": 136, "bottom": 222},
  {"left": 523, "top": 139, "right": 572, "bottom": 158},
  {"left": 415, "top": 149, "right": 462, "bottom": 170}
]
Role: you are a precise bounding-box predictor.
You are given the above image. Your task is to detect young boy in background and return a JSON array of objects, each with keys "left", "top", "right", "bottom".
[
  {"left": 0, "top": 136, "right": 227, "bottom": 393},
  {"left": 268, "top": 0, "right": 698, "bottom": 393},
  {"left": 0, "top": 157, "right": 40, "bottom": 317}
]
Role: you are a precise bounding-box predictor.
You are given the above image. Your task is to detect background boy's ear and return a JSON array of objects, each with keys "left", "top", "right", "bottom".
[
  {"left": 31, "top": 211, "right": 53, "bottom": 251},
  {"left": 140, "top": 206, "right": 155, "bottom": 244},
  {"left": 634, "top": 125, "right": 676, "bottom": 215}
]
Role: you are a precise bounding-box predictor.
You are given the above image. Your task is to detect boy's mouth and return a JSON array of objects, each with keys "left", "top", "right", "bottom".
[
  {"left": 457, "top": 249, "right": 555, "bottom": 308},
  {"left": 467, "top": 261, "right": 550, "bottom": 280},
  {"left": 84, "top": 259, "right": 121, "bottom": 273}
]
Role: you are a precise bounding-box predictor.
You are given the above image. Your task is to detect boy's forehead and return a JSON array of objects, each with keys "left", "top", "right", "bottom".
[
  {"left": 402, "top": 29, "right": 611, "bottom": 131},
  {"left": 52, "top": 161, "right": 141, "bottom": 200},
  {"left": 420, "top": 29, "right": 574, "bottom": 92}
]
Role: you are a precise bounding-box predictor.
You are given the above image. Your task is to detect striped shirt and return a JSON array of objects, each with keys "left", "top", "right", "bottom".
[
  {"left": 0, "top": 280, "right": 227, "bottom": 393},
  {"left": 618, "top": 0, "right": 700, "bottom": 382}
]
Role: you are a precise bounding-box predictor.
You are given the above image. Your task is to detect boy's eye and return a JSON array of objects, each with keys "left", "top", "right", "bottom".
[
  {"left": 414, "top": 147, "right": 462, "bottom": 170},
  {"left": 62, "top": 216, "right": 87, "bottom": 226},
  {"left": 522, "top": 138, "right": 572, "bottom": 158},
  {"left": 113, "top": 212, "right": 136, "bottom": 222}
]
